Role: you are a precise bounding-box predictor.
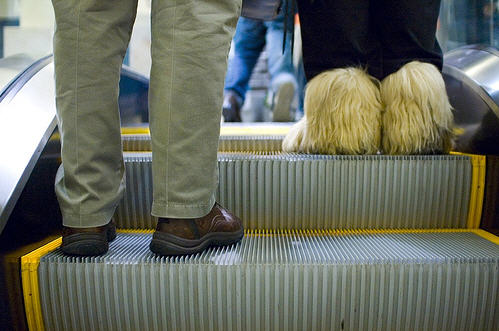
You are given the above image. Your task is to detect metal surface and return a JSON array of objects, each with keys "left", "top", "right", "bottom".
[
  {"left": 116, "top": 153, "right": 473, "bottom": 230},
  {"left": 444, "top": 45, "right": 499, "bottom": 118},
  {"left": 0, "top": 59, "right": 56, "bottom": 233},
  {"left": 0, "top": 54, "right": 42, "bottom": 98},
  {"left": 443, "top": 45, "right": 499, "bottom": 154},
  {"left": 38, "top": 231, "right": 499, "bottom": 331},
  {"left": 122, "top": 134, "right": 285, "bottom": 152}
]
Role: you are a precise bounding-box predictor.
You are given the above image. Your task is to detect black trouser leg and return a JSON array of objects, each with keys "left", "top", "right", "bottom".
[
  {"left": 297, "top": 0, "right": 382, "bottom": 81},
  {"left": 376, "top": 0, "right": 443, "bottom": 77},
  {"left": 297, "top": 0, "right": 443, "bottom": 80}
]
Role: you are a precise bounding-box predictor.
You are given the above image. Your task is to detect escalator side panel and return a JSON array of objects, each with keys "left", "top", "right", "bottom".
[
  {"left": 0, "top": 63, "right": 56, "bottom": 234},
  {"left": 443, "top": 46, "right": 499, "bottom": 155}
]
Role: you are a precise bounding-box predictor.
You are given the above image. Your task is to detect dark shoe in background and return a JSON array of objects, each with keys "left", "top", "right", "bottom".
[
  {"left": 150, "top": 203, "right": 244, "bottom": 256},
  {"left": 61, "top": 220, "right": 117, "bottom": 256},
  {"left": 222, "top": 91, "right": 243, "bottom": 122}
]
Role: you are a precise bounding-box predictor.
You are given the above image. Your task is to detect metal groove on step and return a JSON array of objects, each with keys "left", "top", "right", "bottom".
[
  {"left": 37, "top": 231, "right": 499, "bottom": 331},
  {"left": 115, "top": 153, "right": 472, "bottom": 230},
  {"left": 122, "top": 134, "right": 285, "bottom": 152},
  {"left": 121, "top": 134, "right": 151, "bottom": 151}
]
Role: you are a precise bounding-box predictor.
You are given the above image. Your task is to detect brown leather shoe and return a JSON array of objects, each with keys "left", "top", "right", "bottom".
[
  {"left": 61, "top": 220, "right": 117, "bottom": 256},
  {"left": 149, "top": 203, "right": 244, "bottom": 256}
]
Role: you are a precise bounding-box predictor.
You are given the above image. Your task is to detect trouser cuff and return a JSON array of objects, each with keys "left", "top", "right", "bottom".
[
  {"left": 61, "top": 209, "right": 116, "bottom": 228},
  {"left": 151, "top": 196, "right": 216, "bottom": 219}
]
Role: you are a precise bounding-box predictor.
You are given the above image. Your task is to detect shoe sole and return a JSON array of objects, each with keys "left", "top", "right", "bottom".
[
  {"left": 149, "top": 229, "right": 244, "bottom": 256},
  {"left": 272, "top": 82, "right": 295, "bottom": 122},
  {"left": 107, "top": 222, "right": 117, "bottom": 242},
  {"left": 61, "top": 222, "right": 117, "bottom": 256}
]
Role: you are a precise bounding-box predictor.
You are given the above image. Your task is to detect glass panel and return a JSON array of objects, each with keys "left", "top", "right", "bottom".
[
  {"left": 0, "top": 0, "right": 152, "bottom": 77},
  {"left": 3, "top": 1, "right": 499, "bottom": 64},
  {"left": 438, "top": 0, "right": 499, "bottom": 52},
  {"left": 0, "top": 0, "right": 53, "bottom": 59},
  {"left": 2, "top": 0, "right": 498, "bottom": 123}
]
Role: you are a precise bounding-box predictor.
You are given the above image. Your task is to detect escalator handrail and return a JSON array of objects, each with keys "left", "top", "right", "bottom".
[{"left": 0, "top": 55, "right": 53, "bottom": 104}]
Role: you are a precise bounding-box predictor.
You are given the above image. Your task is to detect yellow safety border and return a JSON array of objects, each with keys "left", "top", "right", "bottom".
[
  {"left": 21, "top": 227, "right": 498, "bottom": 330},
  {"left": 451, "top": 152, "right": 487, "bottom": 228},
  {"left": 121, "top": 127, "right": 149, "bottom": 135},
  {"left": 472, "top": 229, "right": 499, "bottom": 245},
  {"left": 21, "top": 237, "right": 61, "bottom": 331},
  {"left": 117, "top": 229, "right": 155, "bottom": 234},
  {"left": 220, "top": 125, "right": 290, "bottom": 136},
  {"left": 121, "top": 124, "right": 291, "bottom": 137},
  {"left": 467, "top": 155, "right": 487, "bottom": 228},
  {"left": 20, "top": 229, "right": 153, "bottom": 331}
]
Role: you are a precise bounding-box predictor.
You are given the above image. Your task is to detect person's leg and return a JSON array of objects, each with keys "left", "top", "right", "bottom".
[
  {"left": 377, "top": 0, "right": 453, "bottom": 155},
  {"left": 376, "top": 0, "right": 443, "bottom": 77},
  {"left": 224, "top": 17, "right": 267, "bottom": 102},
  {"left": 264, "top": 1, "right": 297, "bottom": 121},
  {"left": 149, "top": 0, "right": 240, "bottom": 218},
  {"left": 52, "top": 0, "right": 138, "bottom": 255},
  {"left": 282, "top": 67, "right": 382, "bottom": 155},
  {"left": 380, "top": 61, "right": 453, "bottom": 154},
  {"left": 149, "top": 0, "right": 243, "bottom": 256},
  {"left": 264, "top": 2, "right": 295, "bottom": 83},
  {"left": 284, "top": 0, "right": 383, "bottom": 153},
  {"left": 223, "top": 17, "right": 266, "bottom": 122},
  {"left": 53, "top": 0, "right": 137, "bottom": 228},
  {"left": 297, "top": 0, "right": 381, "bottom": 80},
  {"left": 295, "top": 55, "right": 306, "bottom": 118}
]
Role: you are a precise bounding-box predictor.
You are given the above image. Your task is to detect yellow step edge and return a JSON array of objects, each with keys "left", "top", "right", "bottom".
[
  {"left": 117, "top": 228, "right": 155, "bottom": 234},
  {"left": 451, "top": 152, "right": 487, "bottom": 228},
  {"left": 121, "top": 125, "right": 291, "bottom": 136},
  {"left": 472, "top": 229, "right": 499, "bottom": 245},
  {"left": 220, "top": 126, "right": 290, "bottom": 136},
  {"left": 121, "top": 127, "right": 150, "bottom": 135},
  {"left": 21, "top": 237, "right": 62, "bottom": 331},
  {"left": 21, "top": 228, "right": 498, "bottom": 331}
]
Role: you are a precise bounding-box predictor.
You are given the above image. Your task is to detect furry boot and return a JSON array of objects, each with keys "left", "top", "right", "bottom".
[
  {"left": 282, "top": 67, "right": 382, "bottom": 154},
  {"left": 380, "top": 61, "right": 454, "bottom": 154}
]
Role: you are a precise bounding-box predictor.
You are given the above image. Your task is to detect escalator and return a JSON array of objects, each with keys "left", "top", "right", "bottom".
[{"left": 1, "top": 46, "right": 498, "bottom": 330}]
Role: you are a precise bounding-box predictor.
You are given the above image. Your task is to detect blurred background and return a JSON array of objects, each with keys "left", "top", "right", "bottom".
[{"left": 2, "top": 0, "right": 499, "bottom": 121}]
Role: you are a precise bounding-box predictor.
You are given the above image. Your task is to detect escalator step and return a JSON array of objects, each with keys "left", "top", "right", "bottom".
[
  {"left": 34, "top": 230, "right": 499, "bottom": 331},
  {"left": 116, "top": 153, "right": 477, "bottom": 230},
  {"left": 122, "top": 134, "right": 285, "bottom": 152}
]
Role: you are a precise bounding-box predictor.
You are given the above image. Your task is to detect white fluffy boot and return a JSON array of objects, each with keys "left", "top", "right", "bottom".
[
  {"left": 380, "top": 61, "right": 454, "bottom": 154},
  {"left": 282, "top": 67, "right": 382, "bottom": 154}
]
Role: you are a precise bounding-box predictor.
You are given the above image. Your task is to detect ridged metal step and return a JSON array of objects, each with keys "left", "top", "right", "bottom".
[
  {"left": 37, "top": 231, "right": 499, "bottom": 331},
  {"left": 122, "top": 134, "right": 284, "bottom": 152},
  {"left": 121, "top": 123, "right": 291, "bottom": 152},
  {"left": 115, "top": 153, "right": 475, "bottom": 230}
]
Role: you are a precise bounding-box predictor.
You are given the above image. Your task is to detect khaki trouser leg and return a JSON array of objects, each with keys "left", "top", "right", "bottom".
[
  {"left": 52, "top": 0, "right": 138, "bottom": 227},
  {"left": 150, "top": 0, "right": 241, "bottom": 218}
]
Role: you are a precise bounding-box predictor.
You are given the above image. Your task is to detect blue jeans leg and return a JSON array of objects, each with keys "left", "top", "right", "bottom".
[
  {"left": 224, "top": 17, "right": 266, "bottom": 101},
  {"left": 264, "top": 5, "right": 296, "bottom": 92}
]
